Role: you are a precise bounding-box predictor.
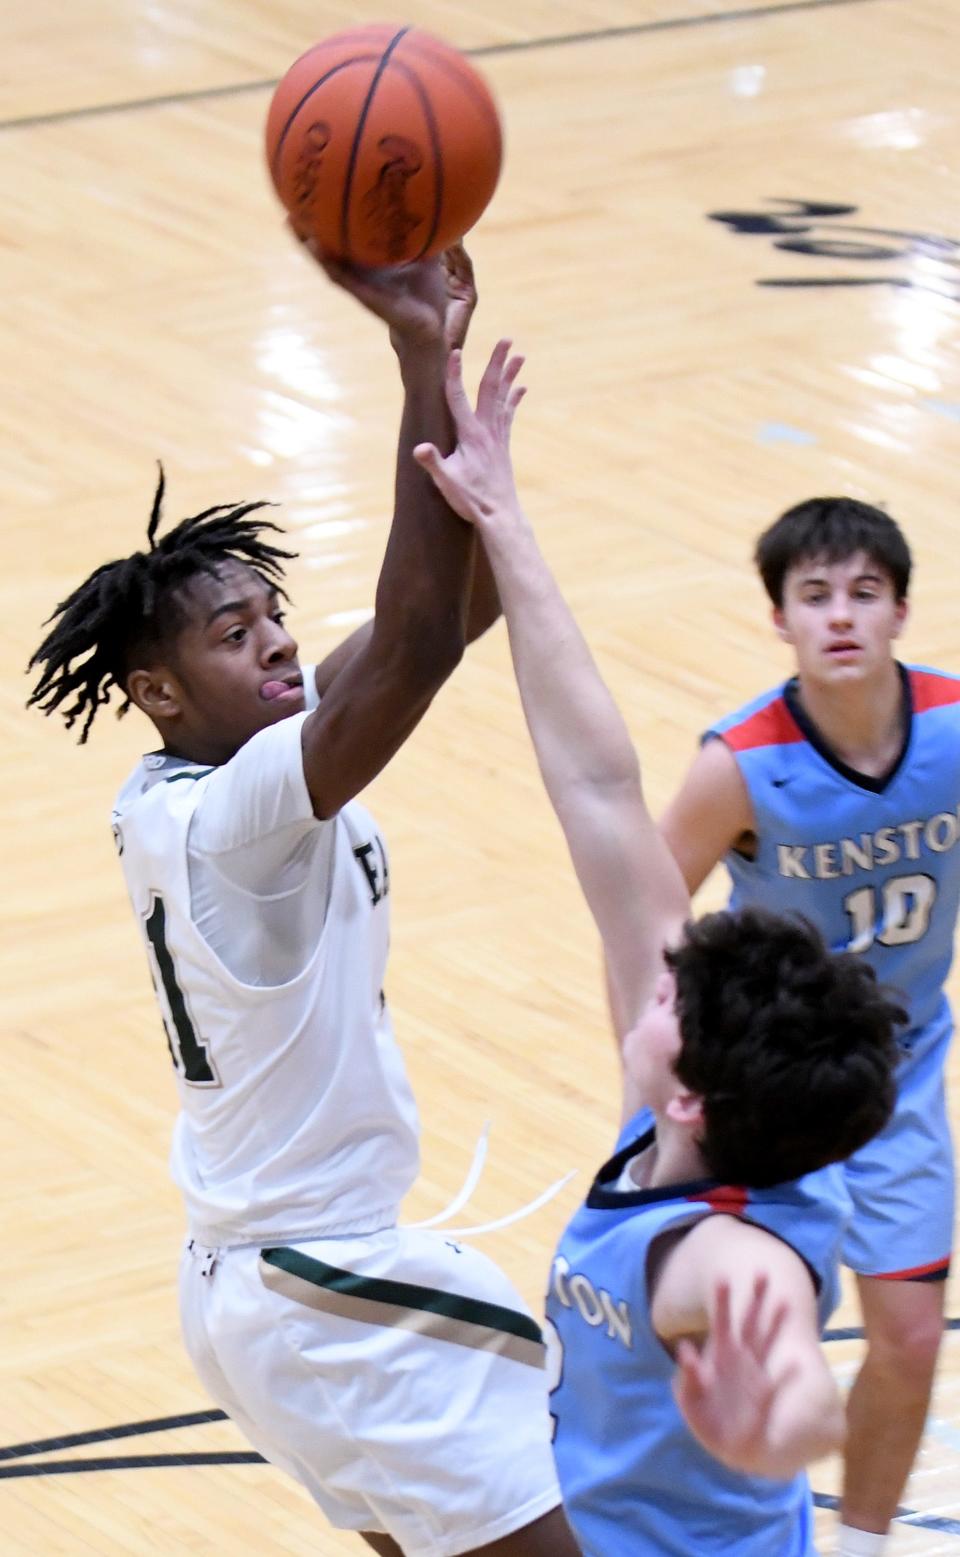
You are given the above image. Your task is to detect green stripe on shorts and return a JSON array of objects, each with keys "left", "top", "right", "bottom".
[{"left": 259, "top": 1246, "right": 546, "bottom": 1368}]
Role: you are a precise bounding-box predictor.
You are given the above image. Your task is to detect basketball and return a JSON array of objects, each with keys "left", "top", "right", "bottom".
[{"left": 265, "top": 25, "right": 503, "bottom": 267}]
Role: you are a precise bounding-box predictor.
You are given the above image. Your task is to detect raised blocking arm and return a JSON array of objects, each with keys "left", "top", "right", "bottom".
[{"left": 414, "top": 344, "right": 690, "bottom": 1027}]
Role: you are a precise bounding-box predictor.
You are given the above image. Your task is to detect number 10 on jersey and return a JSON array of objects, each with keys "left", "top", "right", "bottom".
[{"left": 843, "top": 873, "right": 937, "bottom": 953}]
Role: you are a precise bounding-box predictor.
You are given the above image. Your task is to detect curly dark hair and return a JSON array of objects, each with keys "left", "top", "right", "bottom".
[
  {"left": 754, "top": 496, "right": 912, "bottom": 607},
  {"left": 26, "top": 466, "right": 295, "bottom": 743},
  {"left": 664, "top": 906, "right": 903, "bottom": 1187}
]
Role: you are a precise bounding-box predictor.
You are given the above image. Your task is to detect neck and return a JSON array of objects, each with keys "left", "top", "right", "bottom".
[
  {"left": 795, "top": 660, "right": 904, "bottom": 778},
  {"left": 156, "top": 724, "right": 236, "bottom": 767},
  {"left": 644, "top": 1122, "right": 709, "bottom": 1189}
]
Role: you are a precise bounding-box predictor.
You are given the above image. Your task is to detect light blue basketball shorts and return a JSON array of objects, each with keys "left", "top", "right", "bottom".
[{"left": 842, "top": 1021, "right": 954, "bottom": 1280}]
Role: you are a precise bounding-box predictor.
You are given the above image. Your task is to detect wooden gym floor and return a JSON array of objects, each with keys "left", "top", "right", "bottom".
[{"left": 2, "top": 0, "right": 960, "bottom": 1550}]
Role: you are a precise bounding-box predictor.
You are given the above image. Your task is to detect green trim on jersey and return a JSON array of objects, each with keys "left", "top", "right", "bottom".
[
  {"left": 162, "top": 767, "right": 215, "bottom": 784},
  {"left": 258, "top": 1245, "right": 546, "bottom": 1368}
]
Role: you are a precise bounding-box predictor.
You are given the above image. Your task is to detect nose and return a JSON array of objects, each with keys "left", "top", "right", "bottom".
[
  {"left": 828, "top": 592, "right": 853, "bottom": 629},
  {"left": 263, "top": 618, "right": 298, "bottom": 664}
]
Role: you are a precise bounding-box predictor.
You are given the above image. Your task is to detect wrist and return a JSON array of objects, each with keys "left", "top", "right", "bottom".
[
  {"left": 476, "top": 500, "right": 529, "bottom": 543},
  {"left": 393, "top": 331, "right": 446, "bottom": 374}
]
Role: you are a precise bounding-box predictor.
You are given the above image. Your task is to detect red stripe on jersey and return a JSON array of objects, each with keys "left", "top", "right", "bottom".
[
  {"left": 688, "top": 1185, "right": 750, "bottom": 1215},
  {"left": 909, "top": 669, "right": 960, "bottom": 712},
  {"left": 720, "top": 699, "right": 805, "bottom": 753},
  {"left": 872, "top": 1254, "right": 951, "bottom": 1282}
]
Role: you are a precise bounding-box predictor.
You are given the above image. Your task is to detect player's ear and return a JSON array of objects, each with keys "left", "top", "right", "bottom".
[
  {"left": 127, "top": 665, "right": 184, "bottom": 720},
  {"left": 772, "top": 605, "right": 790, "bottom": 642},
  {"left": 891, "top": 596, "right": 909, "bottom": 639},
  {"left": 665, "top": 1088, "right": 703, "bottom": 1131}
]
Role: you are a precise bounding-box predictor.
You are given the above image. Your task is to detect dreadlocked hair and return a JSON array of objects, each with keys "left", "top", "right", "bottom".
[{"left": 26, "top": 465, "right": 297, "bottom": 743}]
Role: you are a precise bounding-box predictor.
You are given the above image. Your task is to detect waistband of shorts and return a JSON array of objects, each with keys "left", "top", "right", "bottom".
[{"left": 185, "top": 1204, "right": 400, "bottom": 1251}]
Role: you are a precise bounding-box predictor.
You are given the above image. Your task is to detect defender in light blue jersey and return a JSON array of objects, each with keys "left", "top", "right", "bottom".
[
  {"left": 414, "top": 362, "right": 902, "bottom": 1557},
  {"left": 548, "top": 1117, "right": 845, "bottom": 1557},
  {"left": 662, "top": 497, "right": 960, "bottom": 1555}
]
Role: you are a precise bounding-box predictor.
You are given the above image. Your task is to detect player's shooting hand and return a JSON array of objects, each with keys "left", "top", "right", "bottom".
[
  {"left": 441, "top": 243, "right": 477, "bottom": 353},
  {"left": 291, "top": 228, "right": 452, "bottom": 347},
  {"left": 672, "top": 1276, "right": 797, "bottom": 1476},
  {"left": 413, "top": 340, "right": 526, "bottom": 528}
]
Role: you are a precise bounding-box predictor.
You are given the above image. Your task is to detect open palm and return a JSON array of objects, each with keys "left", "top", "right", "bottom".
[{"left": 673, "top": 1276, "right": 797, "bottom": 1475}]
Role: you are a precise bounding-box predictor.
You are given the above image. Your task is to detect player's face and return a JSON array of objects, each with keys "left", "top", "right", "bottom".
[
  {"left": 163, "top": 563, "right": 305, "bottom": 761},
  {"left": 774, "top": 551, "right": 907, "bottom": 686},
  {"left": 622, "top": 967, "right": 684, "bottom": 1114}
]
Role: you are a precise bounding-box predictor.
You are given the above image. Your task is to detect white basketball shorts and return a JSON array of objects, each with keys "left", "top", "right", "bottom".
[{"left": 179, "top": 1225, "right": 563, "bottom": 1556}]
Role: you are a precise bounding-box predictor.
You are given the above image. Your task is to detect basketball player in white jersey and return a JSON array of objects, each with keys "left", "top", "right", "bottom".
[{"left": 27, "top": 246, "right": 579, "bottom": 1557}]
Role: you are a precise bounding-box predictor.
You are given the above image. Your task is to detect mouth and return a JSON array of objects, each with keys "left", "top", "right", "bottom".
[
  {"left": 260, "top": 671, "right": 305, "bottom": 703},
  {"left": 826, "top": 641, "right": 861, "bottom": 656}
]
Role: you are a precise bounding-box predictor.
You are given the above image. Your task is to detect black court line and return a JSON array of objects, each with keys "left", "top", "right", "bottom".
[
  {"left": 3, "top": 1320, "right": 960, "bottom": 1461},
  {"left": 0, "top": 1453, "right": 264, "bottom": 1478},
  {"left": 2, "top": 1383, "right": 959, "bottom": 1535},
  {"left": 824, "top": 1315, "right": 960, "bottom": 1343},
  {"left": 0, "top": 0, "right": 882, "bottom": 135},
  {"left": 2, "top": 1456, "right": 959, "bottom": 1538},
  {"left": 813, "top": 1494, "right": 960, "bottom": 1537},
  {"left": 0, "top": 1409, "right": 225, "bottom": 1463}
]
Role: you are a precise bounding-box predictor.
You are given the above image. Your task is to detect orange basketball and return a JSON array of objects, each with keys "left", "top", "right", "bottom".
[{"left": 265, "top": 25, "right": 503, "bottom": 267}]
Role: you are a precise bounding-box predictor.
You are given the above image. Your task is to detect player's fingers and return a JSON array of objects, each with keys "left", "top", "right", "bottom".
[
  {"left": 320, "top": 256, "right": 401, "bottom": 317},
  {"left": 755, "top": 1298, "right": 791, "bottom": 1366},
  {"left": 673, "top": 1340, "right": 711, "bottom": 1407},
  {"left": 501, "top": 352, "right": 526, "bottom": 395},
  {"left": 443, "top": 349, "right": 475, "bottom": 421},
  {"left": 443, "top": 240, "right": 475, "bottom": 286},
  {"left": 503, "top": 384, "right": 527, "bottom": 436},
  {"left": 412, "top": 442, "right": 443, "bottom": 478},
  {"left": 476, "top": 339, "right": 512, "bottom": 418},
  {"left": 497, "top": 355, "right": 526, "bottom": 424},
  {"left": 741, "top": 1274, "right": 770, "bottom": 1351},
  {"left": 711, "top": 1279, "right": 733, "bottom": 1350}
]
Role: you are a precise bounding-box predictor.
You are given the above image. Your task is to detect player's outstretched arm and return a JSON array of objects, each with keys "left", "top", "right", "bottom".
[
  {"left": 414, "top": 344, "right": 690, "bottom": 1025},
  {"left": 659, "top": 736, "right": 756, "bottom": 895},
  {"left": 653, "top": 1216, "right": 845, "bottom": 1480},
  {"left": 292, "top": 243, "right": 484, "bottom": 818},
  {"left": 305, "top": 243, "right": 500, "bottom": 704}
]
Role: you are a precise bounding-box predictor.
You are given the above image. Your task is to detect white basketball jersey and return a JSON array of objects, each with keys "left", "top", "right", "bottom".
[{"left": 111, "top": 701, "right": 420, "bottom": 1245}]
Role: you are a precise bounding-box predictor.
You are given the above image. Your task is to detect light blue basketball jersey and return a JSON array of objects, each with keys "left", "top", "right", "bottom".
[
  {"left": 547, "top": 1110, "right": 846, "bottom": 1557},
  {"left": 709, "top": 664, "right": 960, "bottom": 1058}
]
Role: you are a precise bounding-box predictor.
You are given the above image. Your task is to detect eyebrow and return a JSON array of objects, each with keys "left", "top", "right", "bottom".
[
  {"left": 204, "top": 588, "right": 278, "bottom": 629},
  {"left": 797, "top": 571, "right": 884, "bottom": 586}
]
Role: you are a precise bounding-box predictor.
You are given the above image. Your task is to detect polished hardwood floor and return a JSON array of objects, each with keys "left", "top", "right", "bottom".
[{"left": 3, "top": 0, "right": 960, "bottom": 1550}]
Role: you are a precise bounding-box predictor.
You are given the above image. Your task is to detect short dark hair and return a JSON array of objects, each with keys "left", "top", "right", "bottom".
[
  {"left": 26, "top": 466, "right": 295, "bottom": 742},
  {"left": 664, "top": 907, "right": 903, "bottom": 1188},
  {"left": 754, "top": 497, "right": 912, "bottom": 607}
]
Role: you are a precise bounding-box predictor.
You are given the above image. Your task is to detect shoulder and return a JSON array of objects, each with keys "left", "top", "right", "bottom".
[
  {"left": 191, "top": 714, "right": 323, "bottom": 857},
  {"left": 112, "top": 754, "right": 213, "bottom": 823},
  {"left": 907, "top": 664, "right": 960, "bottom": 715},
  {"left": 709, "top": 684, "right": 804, "bottom": 754},
  {"left": 679, "top": 1210, "right": 812, "bottom": 1275},
  {"left": 652, "top": 1210, "right": 817, "bottom": 1342}
]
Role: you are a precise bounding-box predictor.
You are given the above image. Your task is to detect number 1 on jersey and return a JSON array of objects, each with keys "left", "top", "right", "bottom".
[{"left": 144, "top": 893, "right": 220, "bottom": 1086}]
